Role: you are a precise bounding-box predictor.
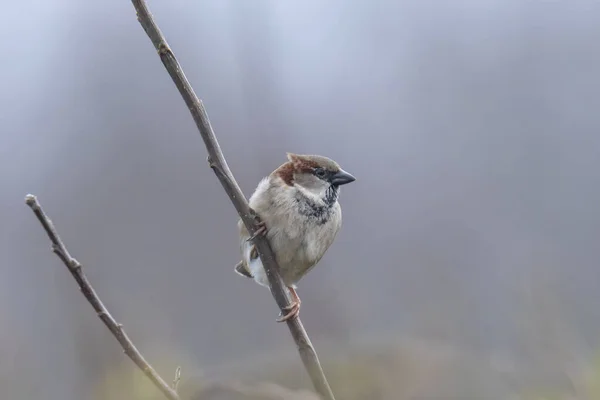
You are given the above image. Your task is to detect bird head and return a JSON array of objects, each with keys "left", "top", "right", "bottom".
[{"left": 274, "top": 153, "right": 356, "bottom": 196}]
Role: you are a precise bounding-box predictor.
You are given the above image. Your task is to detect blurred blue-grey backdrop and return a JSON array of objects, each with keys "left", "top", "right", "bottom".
[{"left": 2, "top": 1, "right": 600, "bottom": 399}]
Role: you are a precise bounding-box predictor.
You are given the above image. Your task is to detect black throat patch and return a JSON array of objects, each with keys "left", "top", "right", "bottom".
[{"left": 295, "top": 185, "right": 339, "bottom": 225}]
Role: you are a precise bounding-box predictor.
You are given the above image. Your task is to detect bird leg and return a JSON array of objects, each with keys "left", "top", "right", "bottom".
[
  {"left": 276, "top": 286, "right": 301, "bottom": 322},
  {"left": 246, "top": 220, "right": 267, "bottom": 242},
  {"left": 246, "top": 207, "right": 268, "bottom": 242}
]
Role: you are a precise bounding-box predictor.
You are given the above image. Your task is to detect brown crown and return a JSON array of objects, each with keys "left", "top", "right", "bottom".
[{"left": 272, "top": 153, "right": 341, "bottom": 186}]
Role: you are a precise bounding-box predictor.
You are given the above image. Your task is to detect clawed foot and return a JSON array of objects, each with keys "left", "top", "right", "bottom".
[
  {"left": 276, "top": 287, "right": 301, "bottom": 323},
  {"left": 246, "top": 221, "right": 267, "bottom": 242},
  {"left": 276, "top": 301, "right": 300, "bottom": 322}
]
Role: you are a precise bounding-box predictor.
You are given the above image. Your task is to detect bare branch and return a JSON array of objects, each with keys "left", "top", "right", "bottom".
[
  {"left": 130, "top": 1, "right": 336, "bottom": 399},
  {"left": 172, "top": 366, "right": 182, "bottom": 392},
  {"left": 24, "top": 194, "right": 180, "bottom": 400}
]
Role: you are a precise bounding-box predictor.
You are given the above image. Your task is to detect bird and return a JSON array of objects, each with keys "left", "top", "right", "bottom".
[{"left": 234, "top": 152, "right": 356, "bottom": 322}]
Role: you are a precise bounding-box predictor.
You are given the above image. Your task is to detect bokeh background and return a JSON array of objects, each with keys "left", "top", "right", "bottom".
[{"left": 3, "top": 0, "right": 600, "bottom": 399}]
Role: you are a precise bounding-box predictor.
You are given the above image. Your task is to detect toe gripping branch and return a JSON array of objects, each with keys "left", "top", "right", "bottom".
[
  {"left": 277, "top": 287, "right": 301, "bottom": 323},
  {"left": 246, "top": 208, "right": 267, "bottom": 242}
]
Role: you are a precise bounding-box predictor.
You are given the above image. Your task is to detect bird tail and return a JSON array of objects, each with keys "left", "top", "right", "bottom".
[{"left": 234, "top": 260, "right": 252, "bottom": 278}]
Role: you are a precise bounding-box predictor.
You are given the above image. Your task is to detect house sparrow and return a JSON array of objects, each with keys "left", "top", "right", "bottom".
[{"left": 234, "top": 153, "right": 356, "bottom": 322}]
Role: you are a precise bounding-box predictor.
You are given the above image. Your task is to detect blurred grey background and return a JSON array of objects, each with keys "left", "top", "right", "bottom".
[{"left": 3, "top": 0, "right": 600, "bottom": 399}]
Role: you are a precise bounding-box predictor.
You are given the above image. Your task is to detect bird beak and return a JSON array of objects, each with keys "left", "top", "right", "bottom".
[{"left": 330, "top": 169, "right": 356, "bottom": 186}]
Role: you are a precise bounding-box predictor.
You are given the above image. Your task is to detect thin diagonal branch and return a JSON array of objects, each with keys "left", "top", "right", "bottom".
[
  {"left": 130, "top": 1, "right": 336, "bottom": 399},
  {"left": 24, "top": 194, "right": 180, "bottom": 400}
]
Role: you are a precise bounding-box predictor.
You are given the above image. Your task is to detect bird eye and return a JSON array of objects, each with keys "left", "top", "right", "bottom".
[{"left": 314, "top": 167, "right": 326, "bottom": 178}]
